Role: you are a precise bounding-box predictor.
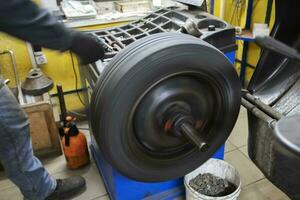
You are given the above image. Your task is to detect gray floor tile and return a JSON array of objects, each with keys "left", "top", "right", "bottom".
[
  {"left": 228, "top": 114, "right": 248, "bottom": 148},
  {"left": 239, "top": 146, "right": 249, "bottom": 159},
  {"left": 43, "top": 155, "right": 69, "bottom": 175},
  {"left": 92, "top": 194, "right": 110, "bottom": 200},
  {"left": 53, "top": 163, "right": 107, "bottom": 200},
  {"left": 240, "top": 106, "right": 248, "bottom": 118},
  {"left": 77, "top": 121, "right": 89, "bottom": 129},
  {"left": 0, "top": 178, "right": 15, "bottom": 192},
  {"left": 0, "top": 124, "right": 100, "bottom": 200},
  {"left": 225, "top": 150, "right": 264, "bottom": 187},
  {"left": 240, "top": 179, "right": 289, "bottom": 200},
  {"left": 0, "top": 163, "right": 106, "bottom": 200},
  {"left": 0, "top": 186, "right": 23, "bottom": 200},
  {"left": 225, "top": 140, "right": 237, "bottom": 153}
]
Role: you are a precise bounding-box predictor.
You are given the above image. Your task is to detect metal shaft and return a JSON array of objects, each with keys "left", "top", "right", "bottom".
[
  {"left": 241, "top": 97, "right": 276, "bottom": 129},
  {"left": 180, "top": 123, "right": 209, "bottom": 152},
  {"left": 0, "top": 50, "right": 20, "bottom": 87},
  {"left": 57, "top": 84, "right": 67, "bottom": 125},
  {"left": 243, "top": 92, "right": 283, "bottom": 120},
  {"left": 0, "top": 50, "right": 24, "bottom": 104}
]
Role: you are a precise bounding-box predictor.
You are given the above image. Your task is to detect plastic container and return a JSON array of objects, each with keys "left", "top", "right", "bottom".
[
  {"left": 62, "top": 116, "right": 90, "bottom": 169},
  {"left": 184, "top": 158, "right": 241, "bottom": 200}
]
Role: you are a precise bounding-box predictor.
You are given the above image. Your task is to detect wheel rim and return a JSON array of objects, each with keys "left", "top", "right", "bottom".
[{"left": 130, "top": 72, "right": 223, "bottom": 159}]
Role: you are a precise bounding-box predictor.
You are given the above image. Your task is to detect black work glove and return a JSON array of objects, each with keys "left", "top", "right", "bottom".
[{"left": 70, "top": 32, "right": 105, "bottom": 65}]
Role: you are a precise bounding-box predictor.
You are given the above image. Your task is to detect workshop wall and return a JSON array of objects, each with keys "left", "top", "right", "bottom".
[{"left": 212, "top": 0, "right": 276, "bottom": 81}]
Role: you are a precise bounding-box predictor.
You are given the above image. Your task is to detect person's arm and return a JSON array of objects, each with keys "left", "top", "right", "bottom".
[
  {"left": 0, "top": 0, "right": 104, "bottom": 63},
  {"left": 0, "top": 0, "right": 74, "bottom": 51}
]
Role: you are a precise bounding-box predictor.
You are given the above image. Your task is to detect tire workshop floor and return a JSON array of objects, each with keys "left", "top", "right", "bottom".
[{"left": 0, "top": 108, "right": 290, "bottom": 200}]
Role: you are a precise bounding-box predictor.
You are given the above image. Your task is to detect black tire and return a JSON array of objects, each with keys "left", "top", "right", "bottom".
[{"left": 91, "top": 33, "right": 241, "bottom": 182}]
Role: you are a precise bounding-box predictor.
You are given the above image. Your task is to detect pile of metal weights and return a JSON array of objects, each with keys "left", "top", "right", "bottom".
[{"left": 189, "top": 173, "right": 236, "bottom": 197}]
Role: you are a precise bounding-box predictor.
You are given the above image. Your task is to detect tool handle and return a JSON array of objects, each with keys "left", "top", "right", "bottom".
[{"left": 255, "top": 36, "right": 300, "bottom": 62}]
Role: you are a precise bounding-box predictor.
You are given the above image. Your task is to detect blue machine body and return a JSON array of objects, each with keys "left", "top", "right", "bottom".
[{"left": 90, "top": 51, "right": 236, "bottom": 200}]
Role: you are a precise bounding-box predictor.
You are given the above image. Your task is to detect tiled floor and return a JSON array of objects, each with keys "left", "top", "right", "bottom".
[
  {"left": 0, "top": 128, "right": 108, "bottom": 200},
  {"left": 0, "top": 107, "right": 290, "bottom": 199}
]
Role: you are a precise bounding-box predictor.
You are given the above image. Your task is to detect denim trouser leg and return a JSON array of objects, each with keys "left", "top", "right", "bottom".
[{"left": 0, "top": 85, "right": 56, "bottom": 200}]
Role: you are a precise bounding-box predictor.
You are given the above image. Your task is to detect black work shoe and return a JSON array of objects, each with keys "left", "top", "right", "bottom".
[{"left": 46, "top": 176, "right": 86, "bottom": 200}]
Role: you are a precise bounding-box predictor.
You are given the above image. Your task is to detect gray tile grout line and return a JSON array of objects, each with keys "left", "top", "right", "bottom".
[
  {"left": 224, "top": 148, "right": 237, "bottom": 154},
  {"left": 90, "top": 194, "right": 109, "bottom": 200},
  {"left": 237, "top": 147, "right": 251, "bottom": 161},
  {"left": 225, "top": 147, "right": 243, "bottom": 155},
  {"left": 235, "top": 148, "right": 266, "bottom": 188},
  {"left": 241, "top": 177, "right": 266, "bottom": 189},
  {"left": 227, "top": 140, "right": 247, "bottom": 149},
  {"left": 224, "top": 145, "right": 247, "bottom": 155},
  {"left": 237, "top": 148, "right": 250, "bottom": 160},
  {"left": 224, "top": 140, "right": 240, "bottom": 154},
  {"left": 225, "top": 147, "right": 267, "bottom": 189}
]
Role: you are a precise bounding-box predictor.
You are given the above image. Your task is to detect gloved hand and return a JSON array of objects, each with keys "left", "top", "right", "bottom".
[{"left": 70, "top": 32, "right": 105, "bottom": 65}]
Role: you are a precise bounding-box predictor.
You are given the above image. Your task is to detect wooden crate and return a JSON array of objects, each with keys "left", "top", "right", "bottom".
[{"left": 21, "top": 101, "right": 62, "bottom": 158}]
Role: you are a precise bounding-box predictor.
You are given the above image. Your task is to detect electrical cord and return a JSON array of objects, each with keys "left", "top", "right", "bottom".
[{"left": 70, "top": 51, "right": 86, "bottom": 107}]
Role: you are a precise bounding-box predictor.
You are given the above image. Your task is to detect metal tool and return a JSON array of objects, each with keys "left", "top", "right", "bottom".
[
  {"left": 21, "top": 43, "right": 53, "bottom": 96},
  {"left": 180, "top": 19, "right": 202, "bottom": 37},
  {"left": 57, "top": 84, "right": 68, "bottom": 126},
  {"left": 241, "top": 90, "right": 283, "bottom": 127},
  {"left": 255, "top": 36, "right": 300, "bottom": 61},
  {"left": 22, "top": 68, "right": 54, "bottom": 96},
  {"left": 0, "top": 50, "right": 24, "bottom": 104},
  {"left": 4, "top": 79, "right": 10, "bottom": 84}
]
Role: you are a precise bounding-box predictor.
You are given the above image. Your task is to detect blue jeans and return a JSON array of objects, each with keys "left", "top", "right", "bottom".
[{"left": 0, "top": 85, "right": 56, "bottom": 200}]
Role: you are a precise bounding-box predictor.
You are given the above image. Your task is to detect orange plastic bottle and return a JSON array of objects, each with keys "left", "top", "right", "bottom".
[{"left": 62, "top": 117, "right": 90, "bottom": 169}]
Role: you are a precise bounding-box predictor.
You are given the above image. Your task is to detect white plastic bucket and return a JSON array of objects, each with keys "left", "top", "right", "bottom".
[{"left": 184, "top": 158, "right": 241, "bottom": 200}]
